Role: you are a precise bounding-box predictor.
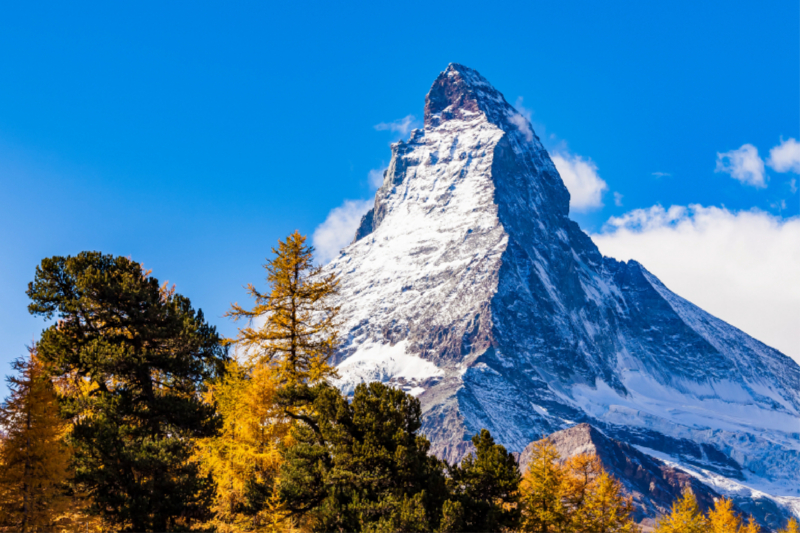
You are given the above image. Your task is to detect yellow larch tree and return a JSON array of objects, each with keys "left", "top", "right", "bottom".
[
  {"left": 193, "top": 361, "right": 294, "bottom": 533},
  {"left": 654, "top": 489, "right": 708, "bottom": 533},
  {"left": 708, "top": 497, "right": 742, "bottom": 533},
  {"left": 520, "top": 438, "right": 566, "bottom": 532},
  {"left": 778, "top": 517, "right": 800, "bottom": 533},
  {"left": 195, "top": 231, "right": 339, "bottom": 532},
  {"left": 741, "top": 516, "right": 761, "bottom": 533},
  {"left": 580, "top": 471, "right": 638, "bottom": 533},
  {"left": 0, "top": 346, "right": 93, "bottom": 533},
  {"left": 227, "top": 230, "right": 340, "bottom": 386}
]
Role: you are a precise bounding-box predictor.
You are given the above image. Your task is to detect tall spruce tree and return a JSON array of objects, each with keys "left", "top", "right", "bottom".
[
  {"left": 27, "top": 252, "right": 227, "bottom": 532},
  {"left": 278, "top": 382, "right": 448, "bottom": 532},
  {"left": 446, "top": 429, "right": 521, "bottom": 532},
  {"left": 0, "top": 346, "right": 84, "bottom": 532}
]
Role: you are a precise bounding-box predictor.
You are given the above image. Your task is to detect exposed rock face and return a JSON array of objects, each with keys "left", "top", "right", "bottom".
[{"left": 326, "top": 64, "right": 800, "bottom": 518}]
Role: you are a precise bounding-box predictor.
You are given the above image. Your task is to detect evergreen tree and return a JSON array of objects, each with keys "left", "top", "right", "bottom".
[
  {"left": 519, "top": 438, "right": 566, "bottom": 532},
  {"left": 278, "top": 382, "right": 448, "bottom": 532},
  {"left": 708, "top": 497, "right": 742, "bottom": 533},
  {"left": 446, "top": 429, "right": 521, "bottom": 532},
  {"left": 778, "top": 518, "right": 800, "bottom": 533},
  {"left": 192, "top": 360, "right": 294, "bottom": 532},
  {"left": 27, "top": 252, "right": 227, "bottom": 532},
  {"left": 0, "top": 347, "right": 80, "bottom": 532},
  {"left": 227, "top": 230, "right": 339, "bottom": 386},
  {"left": 654, "top": 489, "right": 708, "bottom": 533}
]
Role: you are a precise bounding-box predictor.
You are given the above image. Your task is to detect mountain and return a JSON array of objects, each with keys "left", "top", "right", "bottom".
[{"left": 325, "top": 63, "right": 800, "bottom": 518}]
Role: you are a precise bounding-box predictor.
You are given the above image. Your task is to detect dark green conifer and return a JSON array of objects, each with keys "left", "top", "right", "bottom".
[
  {"left": 27, "top": 252, "right": 227, "bottom": 532},
  {"left": 278, "top": 381, "right": 448, "bottom": 532},
  {"left": 447, "top": 429, "right": 522, "bottom": 532}
]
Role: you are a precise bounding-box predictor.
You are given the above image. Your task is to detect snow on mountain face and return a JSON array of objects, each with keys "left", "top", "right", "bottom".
[{"left": 326, "top": 64, "right": 800, "bottom": 506}]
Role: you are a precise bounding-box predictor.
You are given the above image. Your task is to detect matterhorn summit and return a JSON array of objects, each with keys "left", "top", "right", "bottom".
[{"left": 326, "top": 64, "right": 800, "bottom": 517}]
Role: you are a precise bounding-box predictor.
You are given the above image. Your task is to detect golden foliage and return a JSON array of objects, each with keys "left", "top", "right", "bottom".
[
  {"left": 778, "top": 517, "right": 800, "bottom": 533},
  {"left": 227, "top": 230, "right": 339, "bottom": 386},
  {"left": 193, "top": 360, "right": 294, "bottom": 532},
  {"left": 519, "top": 440, "right": 638, "bottom": 533},
  {"left": 654, "top": 489, "right": 708, "bottom": 533},
  {"left": 708, "top": 497, "right": 743, "bottom": 533},
  {"left": 0, "top": 347, "right": 97, "bottom": 532}
]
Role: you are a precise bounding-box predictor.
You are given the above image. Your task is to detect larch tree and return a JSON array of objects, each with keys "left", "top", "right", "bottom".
[
  {"left": 708, "top": 497, "right": 742, "bottom": 533},
  {"left": 192, "top": 360, "right": 294, "bottom": 533},
  {"left": 195, "top": 231, "right": 339, "bottom": 531},
  {"left": 778, "top": 518, "right": 800, "bottom": 533},
  {"left": 654, "top": 489, "right": 708, "bottom": 533},
  {"left": 580, "top": 471, "right": 638, "bottom": 533},
  {"left": 0, "top": 346, "right": 83, "bottom": 532},
  {"left": 742, "top": 516, "right": 761, "bottom": 533},
  {"left": 519, "top": 438, "right": 566, "bottom": 533},
  {"left": 226, "top": 230, "right": 339, "bottom": 386},
  {"left": 27, "top": 252, "right": 228, "bottom": 532}
]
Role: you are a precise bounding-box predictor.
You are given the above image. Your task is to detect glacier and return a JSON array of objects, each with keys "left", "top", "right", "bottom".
[{"left": 326, "top": 63, "right": 800, "bottom": 518}]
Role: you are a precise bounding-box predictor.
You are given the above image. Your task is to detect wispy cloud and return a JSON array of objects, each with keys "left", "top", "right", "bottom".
[
  {"left": 551, "top": 151, "right": 608, "bottom": 211},
  {"left": 509, "top": 97, "right": 534, "bottom": 142},
  {"left": 368, "top": 167, "right": 386, "bottom": 189},
  {"left": 613, "top": 192, "right": 623, "bottom": 207},
  {"left": 374, "top": 115, "right": 420, "bottom": 137},
  {"left": 767, "top": 137, "right": 800, "bottom": 174},
  {"left": 312, "top": 165, "right": 387, "bottom": 264},
  {"left": 312, "top": 199, "right": 373, "bottom": 264},
  {"left": 593, "top": 204, "right": 800, "bottom": 362},
  {"left": 652, "top": 171, "right": 671, "bottom": 178},
  {"left": 715, "top": 144, "right": 767, "bottom": 188}
]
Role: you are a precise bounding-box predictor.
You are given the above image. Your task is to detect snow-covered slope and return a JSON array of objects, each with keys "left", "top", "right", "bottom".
[{"left": 326, "top": 64, "right": 800, "bottom": 512}]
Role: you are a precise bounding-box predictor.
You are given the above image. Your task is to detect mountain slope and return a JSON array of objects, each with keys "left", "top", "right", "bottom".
[{"left": 326, "top": 64, "right": 800, "bottom": 511}]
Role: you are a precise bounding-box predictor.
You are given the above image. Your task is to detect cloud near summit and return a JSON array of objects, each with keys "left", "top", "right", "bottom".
[{"left": 592, "top": 204, "right": 800, "bottom": 362}]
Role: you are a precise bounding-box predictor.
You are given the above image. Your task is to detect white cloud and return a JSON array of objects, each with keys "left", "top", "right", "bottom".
[
  {"left": 510, "top": 97, "right": 534, "bottom": 142},
  {"left": 374, "top": 115, "right": 420, "bottom": 137},
  {"left": 715, "top": 144, "right": 767, "bottom": 187},
  {"left": 790, "top": 178, "right": 798, "bottom": 194},
  {"left": 368, "top": 167, "right": 386, "bottom": 189},
  {"left": 551, "top": 151, "right": 608, "bottom": 211},
  {"left": 592, "top": 204, "right": 800, "bottom": 363},
  {"left": 312, "top": 199, "right": 373, "bottom": 264},
  {"left": 767, "top": 137, "right": 800, "bottom": 174},
  {"left": 614, "top": 192, "right": 623, "bottom": 207},
  {"left": 652, "top": 171, "right": 671, "bottom": 178}
]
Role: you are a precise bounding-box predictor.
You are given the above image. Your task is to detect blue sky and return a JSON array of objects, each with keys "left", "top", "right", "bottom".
[{"left": 1, "top": 1, "right": 798, "bottom": 394}]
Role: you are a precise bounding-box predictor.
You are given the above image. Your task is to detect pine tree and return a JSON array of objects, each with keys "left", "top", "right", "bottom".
[
  {"left": 447, "top": 429, "right": 521, "bottom": 532},
  {"left": 519, "top": 438, "right": 566, "bottom": 532},
  {"left": 227, "top": 230, "right": 339, "bottom": 386},
  {"left": 654, "top": 489, "right": 708, "bottom": 533},
  {"left": 778, "top": 517, "right": 800, "bottom": 533},
  {"left": 708, "top": 497, "right": 742, "bottom": 533},
  {"left": 193, "top": 360, "right": 294, "bottom": 532},
  {"left": 278, "top": 382, "right": 448, "bottom": 532},
  {"left": 27, "top": 252, "right": 227, "bottom": 531},
  {"left": 0, "top": 347, "right": 86, "bottom": 532}
]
